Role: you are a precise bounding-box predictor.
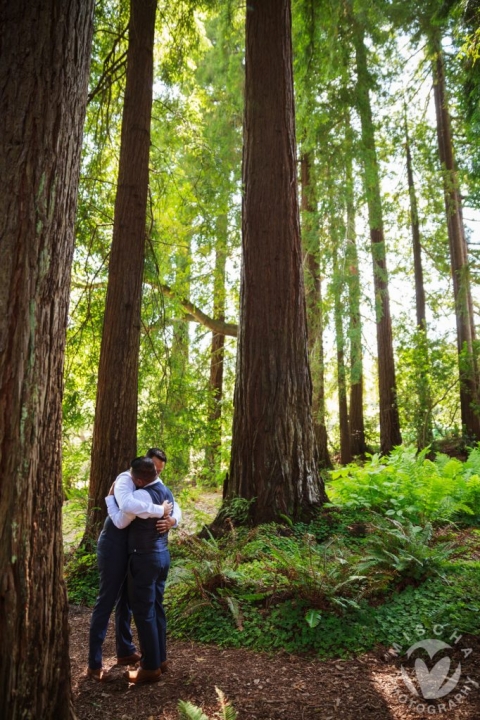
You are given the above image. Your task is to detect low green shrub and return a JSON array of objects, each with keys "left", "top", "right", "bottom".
[{"left": 328, "top": 444, "right": 480, "bottom": 524}]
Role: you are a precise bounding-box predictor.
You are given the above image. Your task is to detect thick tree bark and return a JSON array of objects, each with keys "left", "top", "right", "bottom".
[
  {"left": 345, "top": 125, "right": 368, "bottom": 458},
  {"left": 205, "top": 215, "right": 228, "bottom": 477},
  {"left": 300, "top": 152, "right": 331, "bottom": 468},
  {"left": 223, "top": 0, "right": 328, "bottom": 525},
  {"left": 0, "top": 1, "right": 93, "bottom": 717},
  {"left": 353, "top": 21, "right": 402, "bottom": 454},
  {"left": 431, "top": 35, "right": 480, "bottom": 439},
  {"left": 84, "top": 0, "right": 157, "bottom": 544}
]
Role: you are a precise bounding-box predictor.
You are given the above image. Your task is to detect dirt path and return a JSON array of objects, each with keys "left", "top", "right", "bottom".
[{"left": 70, "top": 606, "right": 479, "bottom": 720}]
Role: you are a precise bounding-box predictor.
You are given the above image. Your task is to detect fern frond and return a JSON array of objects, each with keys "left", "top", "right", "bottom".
[{"left": 177, "top": 699, "right": 210, "bottom": 720}]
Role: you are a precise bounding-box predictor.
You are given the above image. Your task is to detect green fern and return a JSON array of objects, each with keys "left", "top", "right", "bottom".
[
  {"left": 177, "top": 687, "right": 237, "bottom": 720},
  {"left": 328, "top": 444, "right": 480, "bottom": 523},
  {"left": 356, "top": 516, "right": 453, "bottom": 583}
]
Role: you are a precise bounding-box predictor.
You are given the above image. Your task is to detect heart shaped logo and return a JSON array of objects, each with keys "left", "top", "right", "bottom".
[{"left": 401, "top": 639, "right": 462, "bottom": 700}]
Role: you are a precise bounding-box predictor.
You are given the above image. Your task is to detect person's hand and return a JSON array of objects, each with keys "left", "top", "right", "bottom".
[
  {"left": 156, "top": 515, "right": 176, "bottom": 533},
  {"left": 108, "top": 482, "right": 115, "bottom": 496},
  {"left": 162, "top": 500, "right": 173, "bottom": 516}
]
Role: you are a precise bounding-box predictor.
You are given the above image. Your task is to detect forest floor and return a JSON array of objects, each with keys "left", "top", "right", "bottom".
[
  {"left": 69, "top": 489, "right": 480, "bottom": 719},
  {"left": 70, "top": 605, "right": 480, "bottom": 720}
]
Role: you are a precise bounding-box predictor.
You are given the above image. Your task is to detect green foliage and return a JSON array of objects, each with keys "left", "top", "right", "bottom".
[
  {"left": 216, "top": 496, "right": 256, "bottom": 526},
  {"left": 178, "top": 687, "right": 237, "bottom": 720},
  {"left": 261, "top": 536, "right": 363, "bottom": 612},
  {"left": 64, "top": 546, "right": 99, "bottom": 606},
  {"left": 62, "top": 485, "right": 89, "bottom": 551},
  {"left": 328, "top": 444, "right": 480, "bottom": 523},
  {"left": 356, "top": 517, "right": 453, "bottom": 586}
]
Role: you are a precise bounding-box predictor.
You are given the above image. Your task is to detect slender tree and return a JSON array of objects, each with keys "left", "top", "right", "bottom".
[
  {"left": 205, "top": 215, "right": 228, "bottom": 477},
  {"left": 222, "top": 0, "right": 328, "bottom": 525},
  {"left": 0, "top": 0, "right": 93, "bottom": 717},
  {"left": 351, "top": 13, "right": 402, "bottom": 453},
  {"left": 84, "top": 0, "right": 158, "bottom": 544},
  {"left": 430, "top": 31, "right": 480, "bottom": 438},
  {"left": 331, "top": 226, "right": 353, "bottom": 465},
  {"left": 404, "top": 104, "right": 433, "bottom": 447},
  {"left": 344, "top": 120, "right": 368, "bottom": 457},
  {"left": 301, "top": 152, "right": 331, "bottom": 468}
]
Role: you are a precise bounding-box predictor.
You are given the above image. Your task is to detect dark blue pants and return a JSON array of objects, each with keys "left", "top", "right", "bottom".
[
  {"left": 88, "top": 535, "right": 137, "bottom": 669},
  {"left": 128, "top": 550, "right": 170, "bottom": 670}
]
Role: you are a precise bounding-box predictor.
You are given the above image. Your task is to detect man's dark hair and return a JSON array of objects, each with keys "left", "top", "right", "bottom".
[
  {"left": 147, "top": 447, "right": 167, "bottom": 464},
  {"left": 131, "top": 456, "right": 157, "bottom": 482}
]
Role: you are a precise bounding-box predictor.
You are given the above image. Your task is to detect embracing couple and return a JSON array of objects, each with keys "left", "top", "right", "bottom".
[{"left": 87, "top": 447, "right": 181, "bottom": 684}]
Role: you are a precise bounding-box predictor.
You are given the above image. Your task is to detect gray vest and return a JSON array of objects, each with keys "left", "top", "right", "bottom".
[{"left": 127, "top": 482, "right": 174, "bottom": 554}]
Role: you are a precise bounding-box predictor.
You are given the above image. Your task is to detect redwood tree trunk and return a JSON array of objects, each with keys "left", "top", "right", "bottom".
[
  {"left": 223, "top": 0, "right": 328, "bottom": 525},
  {"left": 431, "top": 36, "right": 480, "bottom": 439},
  {"left": 84, "top": 0, "right": 157, "bottom": 544},
  {"left": 0, "top": 1, "right": 93, "bottom": 717},
  {"left": 301, "top": 152, "right": 331, "bottom": 468},
  {"left": 353, "top": 20, "right": 402, "bottom": 454}
]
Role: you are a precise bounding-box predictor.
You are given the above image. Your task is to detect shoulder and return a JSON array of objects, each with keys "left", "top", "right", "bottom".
[{"left": 115, "top": 471, "right": 134, "bottom": 489}]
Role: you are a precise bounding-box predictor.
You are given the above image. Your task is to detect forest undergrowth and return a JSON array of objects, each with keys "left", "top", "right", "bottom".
[{"left": 65, "top": 444, "right": 480, "bottom": 665}]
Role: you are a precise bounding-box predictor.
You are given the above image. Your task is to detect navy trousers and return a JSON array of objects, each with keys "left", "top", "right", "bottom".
[
  {"left": 88, "top": 533, "right": 137, "bottom": 669},
  {"left": 128, "top": 550, "right": 170, "bottom": 670}
]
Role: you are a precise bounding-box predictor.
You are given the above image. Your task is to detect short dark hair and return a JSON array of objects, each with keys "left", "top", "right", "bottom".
[
  {"left": 147, "top": 447, "right": 167, "bottom": 464},
  {"left": 131, "top": 456, "right": 157, "bottom": 482}
]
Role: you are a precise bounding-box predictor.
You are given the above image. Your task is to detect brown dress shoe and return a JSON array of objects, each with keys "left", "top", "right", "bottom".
[
  {"left": 116, "top": 652, "right": 141, "bottom": 666},
  {"left": 160, "top": 661, "right": 168, "bottom": 673},
  {"left": 87, "top": 667, "right": 114, "bottom": 683},
  {"left": 124, "top": 667, "right": 162, "bottom": 684}
]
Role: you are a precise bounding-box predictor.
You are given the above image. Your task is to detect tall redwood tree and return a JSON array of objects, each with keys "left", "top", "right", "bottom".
[
  {"left": 0, "top": 0, "right": 93, "bottom": 716},
  {"left": 352, "top": 16, "right": 402, "bottom": 454},
  {"left": 84, "top": 0, "right": 158, "bottom": 543},
  {"left": 431, "top": 33, "right": 480, "bottom": 439},
  {"left": 223, "top": 0, "right": 328, "bottom": 524}
]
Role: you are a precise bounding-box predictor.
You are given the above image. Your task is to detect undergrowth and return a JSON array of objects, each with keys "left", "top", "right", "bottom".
[{"left": 64, "top": 444, "right": 480, "bottom": 659}]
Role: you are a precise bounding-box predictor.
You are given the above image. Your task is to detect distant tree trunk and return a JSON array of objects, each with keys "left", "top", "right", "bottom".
[
  {"left": 205, "top": 215, "right": 227, "bottom": 478},
  {"left": 83, "top": 0, "right": 157, "bottom": 544},
  {"left": 431, "top": 34, "right": 480, "bottom": 439},
  {"left": 353, "top": 20, "right": 402, "bottom": 454},
  {"left": 300, "top": 152, "right": 331, "bottom": 468},
  {"left": 332, "top": 239, "right": 353, "bottom": 465},
  {"left": 168, "top": 239, "right": 191, "bottom": 481},
  {"left": 345, "top": 124, "right": 368, "bottom": 457},
  {"left": 404, "top": 105, "right": 433, "bottom": 448},
  {"left": 222, "top": 0, "right": 328, "bottom": 525},
  {"left": 0, "top": 1, "right": 93, "bottom": 717},
  {"left": 405, "top": 109, "right": 427, "bottom": 331}
]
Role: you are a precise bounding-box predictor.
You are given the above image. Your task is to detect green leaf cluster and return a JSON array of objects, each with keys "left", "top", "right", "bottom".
[{"left": 328, "top": 444, "right": 480, "bottom": 523}]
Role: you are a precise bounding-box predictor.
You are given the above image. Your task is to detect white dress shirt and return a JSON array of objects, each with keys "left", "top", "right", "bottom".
[{"left": 106, "top": 470, "right": 182, "bottom": 530}]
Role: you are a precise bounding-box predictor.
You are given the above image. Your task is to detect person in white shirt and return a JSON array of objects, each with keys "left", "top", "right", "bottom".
[{"left": 87, "top": 449, "right": 180, "bottom": 682}]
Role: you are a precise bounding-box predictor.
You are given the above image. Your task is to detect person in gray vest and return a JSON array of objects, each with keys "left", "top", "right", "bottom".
[
  {"left": 124, "top": 456, "right": 175, "bottom": 684},
  {"left": 87, "top": 454, "right": 180, "bottom": 681}
]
